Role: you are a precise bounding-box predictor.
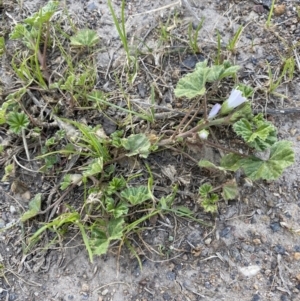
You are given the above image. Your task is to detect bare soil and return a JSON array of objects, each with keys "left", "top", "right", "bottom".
[{"left": 1, "top": 1, "right": 300, "bottom": 301}]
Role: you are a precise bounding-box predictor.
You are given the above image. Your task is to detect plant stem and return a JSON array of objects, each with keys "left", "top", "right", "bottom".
[
  {"left": 181, "top": 116, "right": 230, "bottom": 137},
  {"left": 21, "top": 128, "right": 31, "bottom": 161},
  {"left": 266, "top": 0, "right": 276, "bottom": 27}
]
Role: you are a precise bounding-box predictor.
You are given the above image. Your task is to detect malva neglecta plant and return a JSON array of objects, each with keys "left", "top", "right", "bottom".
[{"left": 0, "top": 1, "right": 295, "bottom": 262}]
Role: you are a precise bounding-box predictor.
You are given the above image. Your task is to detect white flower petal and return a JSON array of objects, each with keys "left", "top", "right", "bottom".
[
  {"left": 208, "top": 103, "right": 221, "bottom": 119},
  {"left": 227, "top": 89, "right": 247, "bottom": 108}
]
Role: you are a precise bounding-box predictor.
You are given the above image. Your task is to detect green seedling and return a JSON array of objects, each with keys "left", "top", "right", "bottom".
[
  {"left": 1, "top": 164, "right": 15, "bottom": 182},
  {"left": 108, "top": 0, "right": 139, "bottom": 82},
  {"left": 158, "top": 16, "right": 173, "bottom": 43},
  {"left": 9, "top": 1, "right": 59, "bottom": 87},
  {"left": 266, "top": 57, "right": 295, "bottom": 96},
  {"left": 0, "top": 37, "right": 5, "bottom": 56},
  {"left": 107, "top": 0, "right": 138, "bottom": 82},
  {"left": 24, "top": 211, "right": 80, "bottom": 254},
  {"left": 297, "top": 6, "right": 300, "bottom": 19},
  {"left": 0, "top": 263, "right": 9, "bottom": 286},
  {"left": 227, "top": 25, "right": 244, "bottom": 53},
  {"left": 188, "top": 18, "right": 204, "bottom": 53},
  {"left": 107, "top": 0, "right": 128, "bottom": 58},
  {"left": 6, "top": 111, "right": 31, "bottom": 161},
  {"left": 266, "top": 0, "right": 276, "bottom": 28},
  {"left": 51, "top": 62, "right": 97, "bottom": 106},
  {"left": 198, "top": 183, "right": 219, "bottom": 213},
  {"left": 214, "top": 30, "right": 222, "bottom": 65},
  {"left": 197, "top": 176, "right": 238, "bottom": 212},
  {"left": 70, "top": 28, "right": 100, "bottom": 49}
]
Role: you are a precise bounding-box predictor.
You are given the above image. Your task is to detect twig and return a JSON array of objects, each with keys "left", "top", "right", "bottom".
[
  {"left": 130, "top": 1, "right": 182, "bottom": 17},
  {"left": 13, "top": 155, "right": 39, "bottom": 173},
  {"left": 292, "top": 41, "right": 300, "bottom": 72},
  {"left": 93, "top": 281, "right": 130, "bottom": 293},
  {"left": 181, "top": 0, "right": 201, "bottom": 22},
  {"left": 21, "top": 129, "right": 30, "bottom": 161},
  {"left": 277, "top": 254, "right": 291, "bottom": 296},
  {"left": 171, "top": 98, "right": 200, "bottom": 140}
]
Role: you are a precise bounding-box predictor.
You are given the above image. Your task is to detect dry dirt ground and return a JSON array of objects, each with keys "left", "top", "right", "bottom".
[{"left": 1, "top": 0, "right": 300, "bottom": 301}]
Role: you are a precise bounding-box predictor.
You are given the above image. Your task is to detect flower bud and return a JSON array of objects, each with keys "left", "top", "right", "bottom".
[{"left": 198, "top": 129, "right": 209, "bottom": 140}]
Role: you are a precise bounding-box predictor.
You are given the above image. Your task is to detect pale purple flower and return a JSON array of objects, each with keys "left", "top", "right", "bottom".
[
  {"left": 227, "top": 89, "right": 247, "bottom": 108},
  {"left": 208, "top": 103, "right": 221, "bottom": 119},
  {"left": 220, "top": 89, "right": 247, "bottom": 115}
]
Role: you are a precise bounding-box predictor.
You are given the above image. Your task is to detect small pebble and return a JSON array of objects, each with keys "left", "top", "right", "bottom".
[
  {"left": 252, "top": 293, "right": 260, "bottom": 301},
  {"left": 290, "top": 128, "right": 297, "bottom": 136},
  {"left": 253, "top": 239, "right": 261, "bottom": 245},
  {"left": 294, "top": 246, "right": 300, "bottom": 252},
  {"left": 204, "top": 238, "right": 212, "bottom": 245},
  {"left": 166, "top": 271, "right": 176, "bottom": 281},
  {"left": 10, "top": 206, "right": 17, "bottom": 214},
  {"left": 101, "top": 289, "right": 109, "bottom": 296},
  {"left": 8, "top": 293, "right": 17, "bottom": 301},
  {"left": 241, "top": 242, "right": 255, "bottom": 253},
  {"left": 274, "top": 4, "right": 286, "bottom": 16},
  {"left": 220, "top": 226, "right": 231, "bottom": 238},
  {"left": 86, "top": 2, "right": 97, "bottom": 11},
  {"left": 264, "top": 269, "right": 271, "bottom": 276},
  {"left": 280, "top": 294, "right": 289, "bottom": 301},
  {"left": 270, "top": 222, "right": 281, "bottom": 232},
  {"left": 274, "top": 245, "right": 286, "bottom": 255},
  {"left": 81, "top": 283, "right": 89, "bottom": 292},
  {"left": 81, "top": 293, "right": 89, "bottom": 301},
  {"left": 204, "top": 281, "right": 212, "bottom": 289},
  {"left": 238, "top": 265, "right": 260, "bottom": 277},
  {"left": 294, "top": 253, "right": 300, "bottom": 260},
  {"left": 162, "top": 292, "right": 171, "bottom": 301}
]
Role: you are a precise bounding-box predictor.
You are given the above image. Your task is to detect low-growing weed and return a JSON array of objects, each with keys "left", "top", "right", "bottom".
[
  {"left": 188, "top": 18, "right": 205, "bottom": 53},
  {"left": 0, "top": 0, "right": 295, "bottom": 263},
  {"left": 227, "top": 25, "right": 244, "bottom": 53},
  {"left": 266, "top": 0, "right": 276, "bottom": 28}
]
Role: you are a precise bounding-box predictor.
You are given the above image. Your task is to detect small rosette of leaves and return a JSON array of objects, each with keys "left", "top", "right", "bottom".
[
  {"left": 120, "top": 186, "right": 152, "bottom": 206},
  {"left": 198, "top": 183, "right": 219, "bottom": 213},
  {"left": 6, "top": 112, "right": 29, "bottom": 134},
  {"left": 233, "top": 113, "right": 277, "bottom": 151},
  {"left": 70, "top": 29, "right": 100, "bottom": 48}
]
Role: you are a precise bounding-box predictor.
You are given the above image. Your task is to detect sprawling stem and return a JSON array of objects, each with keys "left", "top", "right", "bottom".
[{"left": 158, "top": 115, "right": 232, "bottom": 146}]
